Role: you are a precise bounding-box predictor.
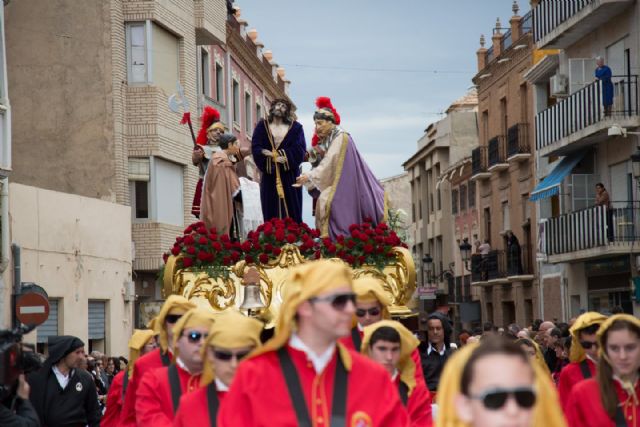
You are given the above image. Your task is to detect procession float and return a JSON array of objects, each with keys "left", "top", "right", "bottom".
[{"left": 161, "top": 217, "right": 416, "bottom": 325}]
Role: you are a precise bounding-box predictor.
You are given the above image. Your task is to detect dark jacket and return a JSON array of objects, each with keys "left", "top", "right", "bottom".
[
  {"left": 0, "top": 397, "right": 40, "bottom": 427},
  {"left": 421, "top": 312, "right": 455, "bottom": 392}
]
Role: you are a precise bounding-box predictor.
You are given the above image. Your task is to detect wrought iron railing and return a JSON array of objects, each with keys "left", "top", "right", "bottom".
[
  {"left": 471, "top": 246, "right": 533, "bottom": 282},
  {"left": 507, "top": 123, "right": 530, "bottom": 157},
  {"left": 535, "top": 75, "right": 639, "bottom": 151},
  {"left": 472, "top": 146, "right": 489, "bottom": 176},
  {"left": 488, "top": 136, "right": 507, "bottom": 167},
  {"left": 533, "top": 0, "right": 594, "bottom": 43}
]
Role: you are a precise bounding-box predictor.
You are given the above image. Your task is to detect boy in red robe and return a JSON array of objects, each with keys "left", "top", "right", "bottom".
[
  {"left": 566, "top": 314, "right": 640, "bottom": 427},
  {"left": 120, "top": 295, "right": 196, "bottom": 426},
  {"left": 557, "top": 311, "right": 606, "bottom": 410},
  {"left": 101, "top": 329, "right": 156, "bottom": 427},
  {"left": 135, "top": 308, "right": 215, "bottom": 427},
  {"left": 362, "top": 320, "right": 433, "bottom": 427},
  {"left": 174, "top": 310, "right": 263, "bottom": 427},
  {"left": 218, "top": 260, "right": 410, "bottom": 427}
]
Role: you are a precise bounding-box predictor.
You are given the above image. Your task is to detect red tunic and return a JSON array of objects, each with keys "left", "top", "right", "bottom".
[
  {"left": 340, "top": 327, "right": 428, "bottom": 389},
  {"left": 101, "top": 371, "right": 124, "bottom": 427},
  {"left": 174, "top": 385, "right": 227, "bottom": 427},
  {"left": 557, "top": 359, "right": 596, "bottom": 411},
  {"left": 120, "top": 349, "right": 171, "bottom": 427},
  {"left": 217, "top": 345, "right": 410, "bottom": 427},
  {"left": 135, "top": 364, "right": 202, "bottom": 427},
  {"left": 566, "top": 378, "right": 640, "bottom": 427},
  {"left": 395, "top": 377, "right": 433, "bottom": 427}
]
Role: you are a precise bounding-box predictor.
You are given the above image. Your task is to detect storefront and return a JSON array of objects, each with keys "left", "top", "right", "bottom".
[{"left": 585, "top": 256, "right": 634, "bottom": 314}]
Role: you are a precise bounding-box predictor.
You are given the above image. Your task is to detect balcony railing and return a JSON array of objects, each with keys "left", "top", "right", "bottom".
[
  {"left": 533, "top": 0, "right": 594, "bottom": 43},
  {"left": 535, "top": 75, "right": 639, "bottom": 151},
  {"left": 542, "top": 202, "right": 640, "bottom": 256},
  {"left": 471, "top": 246, "right": 534, "bottom": 283},
  {"left": 488, "top": 136, "right": 507, "bottom": 168},
  {"left": 507, "top": 123, "right": 530, "bottom": 158},
  {"left": 471, "top": 146, "right": 489, "bottom": 176}
]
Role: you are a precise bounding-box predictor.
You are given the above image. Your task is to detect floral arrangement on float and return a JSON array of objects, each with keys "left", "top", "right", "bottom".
[{"left": 162, "top": 217, "right": 415, "bottom": 321}]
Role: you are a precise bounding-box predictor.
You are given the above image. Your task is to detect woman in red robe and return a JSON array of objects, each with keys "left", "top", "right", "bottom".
[{"left": 566, "top": 314, "right": 640, "bottom": 427}]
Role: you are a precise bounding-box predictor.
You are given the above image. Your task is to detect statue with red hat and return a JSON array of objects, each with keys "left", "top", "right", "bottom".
[{"left": 295, "top": 97, "right": 387, "bottom": 239}]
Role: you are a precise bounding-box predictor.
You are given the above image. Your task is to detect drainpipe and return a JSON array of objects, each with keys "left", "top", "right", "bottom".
[
  {"left": 11, "top": 243, "right": 20, "bottom": 327},
  {"left": 226, "top": 50, "right": 233, "bottom": 128}
]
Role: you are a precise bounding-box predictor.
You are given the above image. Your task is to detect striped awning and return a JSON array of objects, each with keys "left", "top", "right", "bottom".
[{"left": 530, "top": 151, "right": 587, "bottom": 202}]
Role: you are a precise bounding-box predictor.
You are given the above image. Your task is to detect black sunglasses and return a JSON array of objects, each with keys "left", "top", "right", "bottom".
[
  {"left": 470, "top": 387, "right": 536, "bottom": 410},
  {"left": 355, "top": 307, "right": 381, "bottom": 318},
  {"left": 165, "top": 314, "right": 182, "bottom": 324},
  {"left": 309, "top": 292, "right": 356, "bottom": 311},
  {"left": 184, "top": 331, "right": 208, "bottom": 343},
  {"left": 213, "top": 350, "right": 251, "bottom": 361},
  {"left": 580, "top": 340, "right": 598, "bottom": 350}
]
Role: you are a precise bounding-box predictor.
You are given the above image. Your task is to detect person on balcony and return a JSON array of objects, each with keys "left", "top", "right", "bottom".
[
  {"left": 595, "top": 57, "right": 614, "bottom": 117},
  {"left": 595, "top": 183, "right": 613, "bottom": 241},
  {"left": 505, "top": 231, "right": 523, "bottom": 276}
]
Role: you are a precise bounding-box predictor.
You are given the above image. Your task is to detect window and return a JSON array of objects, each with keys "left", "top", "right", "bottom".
[
  {"left": 128, "top": 158, "right": 150, "bottom": 219},
  {"left": 200, "top": 49, "right": 210, "bottom": 96},
  {"left": 37, "top": 299, "right": 59, "bottom": 353},
  {"left": 570, "top": 174, "right": 597, "bottom": 211},
  {"left": 452, "top": 189, "right": 459, "bottom": 214},
  {"left": 468, "top": 180, "right": 476, "bottom": 208},
  {"left": 460, "top": 185, "right": 467, "bottom": 211},
  {"left": 256, "top": 103, "right": 262, "bottom": 121},
  {"left": 215, "top": 63, "right": 224, "bottom": 102},
  {"left": 502, "top": 201, "right": 510, "bottom": 232},
  {"left": 126, "top": 22, "right": 179, "bottom": 94},
  {"left": 88, "top": 300, "right": 106, "bottom": 353},
  {"left": 437, "top": 188, "right": 441, "bottom": 210},
  {"left": 245, "top": 92, "right": 252, "bottom": 133},
  {"left": 232, "top": 80, "right": 240, "bottom": 124}
]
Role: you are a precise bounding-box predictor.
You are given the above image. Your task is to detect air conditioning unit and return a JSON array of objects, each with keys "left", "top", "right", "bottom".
[
  {"left": 123, "top": 280, "right": 136, "bottom": 302},
  {"left": 550, "top": 74, "right": 569, "bottom": 97}
]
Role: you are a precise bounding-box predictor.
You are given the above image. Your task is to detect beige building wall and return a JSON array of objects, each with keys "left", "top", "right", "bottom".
[{"left": 7, "top": 183, "right": 132, "bottom": 355}]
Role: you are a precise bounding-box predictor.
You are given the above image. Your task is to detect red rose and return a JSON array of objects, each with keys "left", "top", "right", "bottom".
[
  {"left": 336, "top": 235, "right": 345, "bottom": 244},
  {"left": 197, "top": 250, "right": 209, "bottom": 261},
  {"left": 358, "top": 233, "right": 369, "bottom": 242},
  {"left": 222, "top": 256, "right": 232, "bottom": 265},
  {"left": 349, "top": 224, "right": 359, "bottom": 232},
  {"left": 379, "top": 223, "right": 388, "bottom": 230},
  {"left": 231, "top": 251, "right": 241, "bottom": 261},
  {"left": 322, "top": 237, "right": 332, "bottom": 246},
  {"left": 358, "top": 256, "right": 366, "bottom": 265},
  {"left": 386, "top": 252, "right": 396, "bottom": 258},
  {"left": 363, "top": 216, "right": 373, "bottom": 223},
  {"left": 264, "top": 228, "right": 273, "bottom": 237},
  {"left": 363, "top": 244, "right": 374, "bottom": 254},
  {"left": 171, "top": 246, "right": 181, "bottom": 256},
  {"left": 184, "top": 225, "right": 194, "bottom": 234},
  {"left": 264, "top": 243, "right": 274, "bottom": 253},
  {"left": 345, "top": 255, "right": 356, "bottom": 265},
  {"left": 350, "top": 228, "right": 359, "bottom": 238},
  {"left": 186, "top": 246, "right": 196, "bottom": 255},
  {"left": 220, "top": 234, "right": 230, "bottom": 243},
  {"left": 224, "top": 241, "right": 233, "bottom": 250},
  {"left": 314, "top": 250, "right": 321, "bottom": 259},
  {"left": 312, "top": 229, "right": 321, "bottom": 238},
  {"left": 376, "top": 246, "right": 385, "bottom": 254},
  {"left": 184, "top": 235, "right": 195, "bottom": 245},
  {"left": 209, "top": 226, "right": 217, "bottom": 234},
  {"left": 362, "top": 222, "right": 371, "bottom": 229},
  {"left": 247, "top": 231, "right": 255, "bottom": 240},
  {"left": 182, "top": 257, "right": 193, "bottom": 268},
  {"left": 245, "top": 255, "right": 255, "bottom": 264},
  {"left": 374, "top": 236, "right": 384, "bottom": 244},
  {"left": 212, "top": 242, "right": 222, "bottom": 251},
  {"left": 263, "top": 223, "right": 272, "bottom": 233},
  {"left": 286, "top": 234, "right": 296, "bottom": 244},
  {"left": 287, "top": 224, "right": 299, "bottom": 232},
  {"left": 346, "top": 240, "right": 356, "bottom": 249},
  {"left": 162, "top": 253, "right": 169, "bottom": 263},
  {"left": 197, "top": 226, "right": 207, "bottom": 235},
  {"left": 241, "top": 241, "right": 252, "bottom": 252},
  {"left": 275, "top": 229, "right": 286, "bottom": 242},
  {"left": 198, "top": 236, "right": 208, "bottom": 245},
  {"left": 209, "top": 233, "right": 218, "bottom": 241},
  {"left": 175, "top": 236, "right": 184, "bottom": 243},
  {"left": 272, "top": 247, "right": 282, "bottom": 256},
  {"left": 259, "top": 253, "right": 270, "bottom": 264},
  {"left": 365, "top": 228, "right": 375, "bottom": 236},
  {"left": 327, "top": 244, "right": 337, "bottom": 254}
]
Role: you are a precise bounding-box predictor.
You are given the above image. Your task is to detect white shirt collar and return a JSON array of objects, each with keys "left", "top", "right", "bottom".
[
  {"left": 215, "top": 378, "right": 229, "bottom": 392},
  {"left": 427, "top": 342, "right": 446, "bottom": 356},
  {"left": 391, "top": 369, "right": 399, "bottom": 381},
  {"left": 176, "top": 357, "right": 194, "bottom": 375},
  {"left": 357, "top": 323, "right": 364, "bottom": 332},
  {"left": 289, "top": 333, "right": 336, "bottom": 374},
  {"left": 52, "top": 365, "right": 71, "bottom": 389}
]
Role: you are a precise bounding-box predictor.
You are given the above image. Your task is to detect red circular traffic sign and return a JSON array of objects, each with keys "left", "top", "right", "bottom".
[{"left": 16, "top": 291, "right": 50, "bottom": 326}]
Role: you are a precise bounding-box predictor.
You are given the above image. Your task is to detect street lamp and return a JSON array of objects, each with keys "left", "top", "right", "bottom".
[
  {"left": 422, "top": 254, "right": 433, "bottom": 283},
  {"left": 459, "top": 238, "right": 473, "bottom": 271}
]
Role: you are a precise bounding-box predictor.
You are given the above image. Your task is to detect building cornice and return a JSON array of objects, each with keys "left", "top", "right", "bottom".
[{"left": 473, "top": 33, "right": 533, "bottom": 89}]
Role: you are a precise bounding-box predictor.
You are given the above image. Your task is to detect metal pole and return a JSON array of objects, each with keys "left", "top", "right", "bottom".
[{"left": 11, "top": 243, "right": 20, "bottom": 328}]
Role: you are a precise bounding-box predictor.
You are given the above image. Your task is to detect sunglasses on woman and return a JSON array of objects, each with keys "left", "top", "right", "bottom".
[
  {"left": 580, "top": 340, "right": 598, "bottom": 350},
  {"left": 469, "top": 386, "right": 536, "bottom": 410},
  {"left": 355, "top": 307, "right": 381, "bottom": 317},
  {"left": 213, "top": 350, "right": 251, "bottom": 361},
  {"left": 184, "top": 331, "right": 208, "bottom": 343},
  {"left": 309, "top": 292, "right": 356, "bottom": 311}
]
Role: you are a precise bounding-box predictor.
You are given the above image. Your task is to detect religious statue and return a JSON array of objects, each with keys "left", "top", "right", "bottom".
[
  {"left": 295, "top": 97, "right": 386, "bottom": 239},
  {"left": 251, "top": 98, "right": 306, "bottom": 224}
]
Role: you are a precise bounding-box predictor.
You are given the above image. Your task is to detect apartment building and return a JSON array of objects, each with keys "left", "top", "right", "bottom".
[
  {"left": 403, "top": 91, "right": 478, "bottom": 312},
  {"left": 527, "top": 0, "right": 640, "bottom": 318},
  {"left": 470, "top": 4, "right": 538, "bottom": 328},
  {"left": 0, "top": 0, "right": 10, "bottom": 327}
]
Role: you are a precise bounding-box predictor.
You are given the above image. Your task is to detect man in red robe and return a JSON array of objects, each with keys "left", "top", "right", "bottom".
[
  {"left": 340, "top": 277, "right": 426, "bottom": 389},
  {"left": 362, "top": 320, "right": 433, "bottom": 427},
  {"left": 120, "top": 295, "right": 196, "bottom": 427},
  {"left": 101, "top": 329, "right": 156, "bottom": 427},
  {"left": 174, "top": 310, "right": 263, "bottom": 427},
  {"left": 135, "top": 308, "right": 215, "bottom": 427},
  {"left": 218, "top": 260, "right": 410, "bottom": 427},
  {"left": 557, "top": 311, "right": 607, "bottom": 410}
]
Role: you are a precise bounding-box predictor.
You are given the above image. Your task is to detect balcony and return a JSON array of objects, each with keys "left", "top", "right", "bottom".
[
  {"left": 488, "top": 136, "right": 509, "bottom": 172},
  {"left": 470, "top": 246, "right": 534, "bottom": 285},
  {"left": 471, "top": 146, "right": 491, "bottom": 181},
  {"left": 535, "top": 76, "right": 639, "bottom": 157},
  {"left": 194, "top": 0, "right": 227, "bottom": 45},
  {"left": 542, "top": 202, "right": 640, "bottom": 262},
  {"left": 507, "top": 123, "right": 531, "bottom": 162},
  {"left": 533, "top": 0, "right": 633, "bottom": 49}
]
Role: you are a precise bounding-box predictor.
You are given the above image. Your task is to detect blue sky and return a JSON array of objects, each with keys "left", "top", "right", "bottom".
[{"left": 238, "top": 0, "right": 530, "bottom": 223}]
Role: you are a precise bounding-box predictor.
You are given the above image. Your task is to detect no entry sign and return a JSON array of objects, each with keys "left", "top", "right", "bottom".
[{"left": 16, "top": 284, "right": 50, "bottom": 326}]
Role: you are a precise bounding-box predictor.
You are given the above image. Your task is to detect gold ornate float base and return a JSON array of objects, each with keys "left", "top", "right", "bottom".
[{"left": 163, "top": 245, "right": 416, "bottom": 325}]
